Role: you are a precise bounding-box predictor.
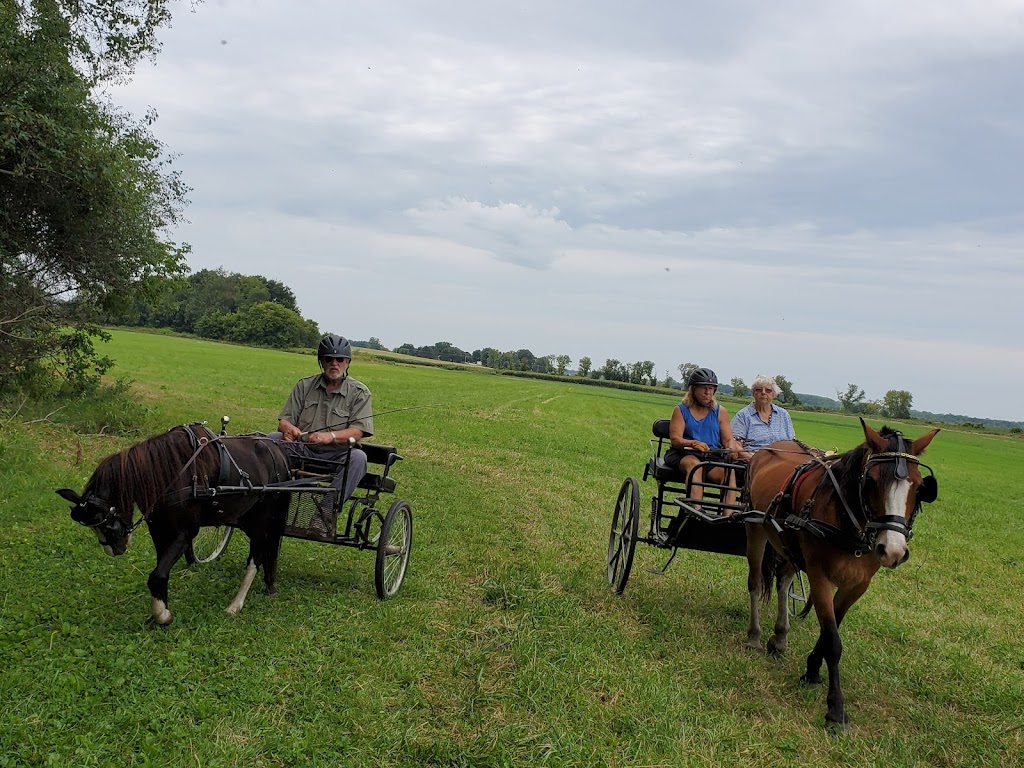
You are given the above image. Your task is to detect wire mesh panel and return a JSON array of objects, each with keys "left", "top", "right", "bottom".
[{"left": 283, "top": 488, "right": 337, "bottom": 540}]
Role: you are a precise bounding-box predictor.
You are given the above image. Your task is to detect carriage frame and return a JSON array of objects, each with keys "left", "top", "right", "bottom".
[
  {"left": 606, "top": 418, "right": 806, "bottom": 611},
  {"left": 187, "top": 418, "right": 412, "bottom": 599}
]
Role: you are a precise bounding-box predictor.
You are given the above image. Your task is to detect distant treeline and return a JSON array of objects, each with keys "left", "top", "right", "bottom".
[{"left": 117, "top": 269, "right": 323, "bottom": 349}]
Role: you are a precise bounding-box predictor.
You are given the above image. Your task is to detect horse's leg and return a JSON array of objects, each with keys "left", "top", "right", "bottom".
[
  {"left": 816, "top": 579, "right": 872, "bottom": 727},
  {"left": 744, "top": 525, "right": 767, "bottom": 651},
  {"left": 801, "top": 567, "right": 835, "bottom": 687},
  {"left": 147, "top": 526, "right": 193, "bottom": 625},
  {"left": 766, "top": 561, "right": 796, "bottom": 655},
  {"left": 260, "top": 501, "right": 287, "bottom": 598},
  {"left": 226, "top": 549, "right": 259, "bottom": 616}
]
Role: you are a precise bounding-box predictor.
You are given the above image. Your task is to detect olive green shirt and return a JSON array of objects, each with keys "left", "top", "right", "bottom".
[{"left": 278, "top": 374, "right": 374, "bottom": 448}]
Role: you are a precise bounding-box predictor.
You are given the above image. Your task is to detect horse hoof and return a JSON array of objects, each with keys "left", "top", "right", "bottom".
[
  {"left": 800, "top": 673, "right": 822, "bottom": 686},
  {"left": 744, "top": 642, "right": 765, "bottom": 654},
  {"left": 154, "top": 610, "right": 173, "bottom": 625},
  {"left": 825, "top": 716, "right": 851, "bottom": 732},
  {"left": 225, "top": 605, "right": 240, "bottom": 616},
  {"left": 766, "top": 639, "right": 787, "bottom": 656}
]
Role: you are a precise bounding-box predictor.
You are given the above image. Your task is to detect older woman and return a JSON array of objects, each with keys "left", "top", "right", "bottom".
[
  {"left": 663, "top": 367, "right": 743, "bottom": 512},
  {"left": 731, "top": 374, "right": 796, "bottom": 453}
]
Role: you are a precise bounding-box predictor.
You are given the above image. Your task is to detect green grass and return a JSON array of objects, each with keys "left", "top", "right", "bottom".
[{"left": 1, "top": 329, "right": 1022, "bottom": 767}]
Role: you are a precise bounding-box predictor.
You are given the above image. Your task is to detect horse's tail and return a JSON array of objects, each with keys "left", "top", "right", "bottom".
[
  {"left": 759, "top": 543, "right": 778, "bottom": 605},
  {"left": 798, "top": 594, "right": 814, "bottom": 619}
]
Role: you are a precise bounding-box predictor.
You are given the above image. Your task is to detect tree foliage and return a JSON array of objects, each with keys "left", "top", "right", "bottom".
[
  {"left": 1, "top": 0, "right": 187, "bottom": 394},
  {"left": 577, "top": 356, "right": 592, "bottom": 378},
  {"left": 837, "top": 383, "right": 867, "bottom": 413},
  {"left": 677, "top": 362, "right": 698, "bottom": 385},
  {"left": 881, "top": 389, "right": 913, "bottom": 419},
  {"left": 124, "top": 269, "right": 320, "bottom": 349},
  {"left": 730, "top": 377, "right": 749, "bottom": 398},
  {"left": 774, "top": 374, "right": 800, "bottom": 405}
]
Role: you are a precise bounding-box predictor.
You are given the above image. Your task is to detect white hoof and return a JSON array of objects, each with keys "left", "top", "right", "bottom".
[{"left": 151, "top": 598, "right": 173, "bottom": 625}]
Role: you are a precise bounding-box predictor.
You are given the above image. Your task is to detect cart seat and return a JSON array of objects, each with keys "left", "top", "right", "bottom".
[
  {"left": 290, "top": 443, "right": 401, "bottom": 494},
  {"left": 646, "top": 419, "right": 688, "bottom": 484}
]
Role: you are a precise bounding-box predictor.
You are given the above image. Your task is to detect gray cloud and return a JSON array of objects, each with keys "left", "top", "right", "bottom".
[{"left": 111, "top": 0, "right": 1024, "bottom": 421}]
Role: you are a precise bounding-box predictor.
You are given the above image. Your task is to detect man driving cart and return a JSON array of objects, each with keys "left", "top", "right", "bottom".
[{"left": 271, "top": 334, "right": 374, "bottom": 531}]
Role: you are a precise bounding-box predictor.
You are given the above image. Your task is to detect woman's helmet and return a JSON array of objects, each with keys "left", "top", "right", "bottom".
[
  {"left": 688, "top": 367, "right": 718, "bottom": 388},
  {"left": 317, "top": 334, "right": 352, "bottom": 360}
]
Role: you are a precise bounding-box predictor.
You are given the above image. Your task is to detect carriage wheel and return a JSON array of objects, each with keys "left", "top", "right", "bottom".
[
  {"left": 189, "top": 526, "right": 233, "bottom": 564},
  {"left": 375, "top": 499, "right": 412, "bottom": 599},
  {"left": 789, "top": 570, "right": 809, "bottom": 617},
  {"left": 607, "top": 477, "right": 640, "bottom": 594}
]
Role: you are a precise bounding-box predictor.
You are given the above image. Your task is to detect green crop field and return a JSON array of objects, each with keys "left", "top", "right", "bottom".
[{"left": 1, "top": 330, "right": 1022, "bottom": 767}]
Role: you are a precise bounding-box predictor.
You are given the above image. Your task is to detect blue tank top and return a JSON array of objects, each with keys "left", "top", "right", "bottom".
[{"left": 679, "top": 403, "right": 721, "bottom": 448}]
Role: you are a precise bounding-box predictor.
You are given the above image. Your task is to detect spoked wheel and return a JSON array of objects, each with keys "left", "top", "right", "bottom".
[
  {"left": 375, "top": 499, "right": 412, "bottom": 599},
  {"left": 189, "top": 526, "right": 233, "bottom": 564},
  {"left": 789, "top": 570, "right": 809, "bottom": 617},
  {"left": 607, "top": 477, "right": 640, "bottom": 594}
]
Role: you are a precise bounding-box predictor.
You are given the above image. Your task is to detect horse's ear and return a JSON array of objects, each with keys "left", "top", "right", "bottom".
[
  {"left": 917, "top": 475, "right": 938, "bottom": 504},
  {"left": 56, "top": 488, "right": 82, "bottom": 504},
  {"left": 910, "top": 428, "right": 939, "bottom": 455},
  {"left": 860, "top": 418, "right": 887, "bottom": 452}
]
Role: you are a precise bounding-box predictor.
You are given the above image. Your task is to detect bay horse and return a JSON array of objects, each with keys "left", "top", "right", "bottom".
[
  {"left": 744, "top": 418, "right": 939, "bottom": 727},
  {"left": 57, "top": 423, "right": 291, "bottom": 624}
]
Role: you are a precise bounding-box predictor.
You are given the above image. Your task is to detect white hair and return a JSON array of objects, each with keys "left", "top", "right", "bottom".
[{"left": 752, "top": 375, "right": 780, "bottom": 396}]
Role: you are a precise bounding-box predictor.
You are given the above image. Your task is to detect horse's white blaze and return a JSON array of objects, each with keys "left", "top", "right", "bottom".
[
  {"left": 876, "top": 478, "right": 911, "bottom": 567},
  {"left": 226, "top": 561, "right": 258, "bottom": 615},
  {"left": 151, "top": 598, "right": 173, "bottom": 625}
]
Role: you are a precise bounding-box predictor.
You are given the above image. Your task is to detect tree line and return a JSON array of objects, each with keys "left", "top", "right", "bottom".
[{"left": 117, "top": 269, "right": 323, "bottom": 349}]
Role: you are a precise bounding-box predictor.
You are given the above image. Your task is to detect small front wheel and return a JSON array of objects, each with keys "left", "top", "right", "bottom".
[
  {"left": 375, "top": 500, "right": 412, "bottom": 599},
  {"left": 607, "top": 477, "right": 640, "bottom": 594},
  {"left": 189, "top": 526, "right": 233, "bottom": 564}
]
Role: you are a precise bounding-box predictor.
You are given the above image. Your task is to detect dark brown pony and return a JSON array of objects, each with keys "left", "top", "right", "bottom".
[
  {"left": 57, "top": 424, "right": 291, "bottom": 624},
  {"left": 744, "top": 418, "right": 939, "bottom": 727}
]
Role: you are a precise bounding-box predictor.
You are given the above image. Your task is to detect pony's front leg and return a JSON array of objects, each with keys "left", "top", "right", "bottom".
[
  {"left": 816, "top": 617, "right": 847, "bottom": 727},
  {"left": 147, "top": 529, "right": 193, "bottom": 625},
  {"left": 801, "top": 569, "right": 835, "bottom": 686}
]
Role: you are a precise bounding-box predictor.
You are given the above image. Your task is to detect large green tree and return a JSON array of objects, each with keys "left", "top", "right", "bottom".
[
  {"left": 881, "top": 389, "right": 913, "bottom": 419},
  {"left": 1, "top": 0, "right": 188, "bottom": 393}
]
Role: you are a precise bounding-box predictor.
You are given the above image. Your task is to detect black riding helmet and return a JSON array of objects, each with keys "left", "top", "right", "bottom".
[
  {"left": 317, "top": 333, "right": 352, "bottom": 361},
  {"left": 688, "top": 367, "right": 718, "bottom": 388}
]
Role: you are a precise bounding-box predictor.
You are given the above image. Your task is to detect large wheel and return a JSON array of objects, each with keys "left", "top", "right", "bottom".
[
  {"left": 607, "top": 477, "right": 640, "bottom": 594},
  {"left": 189, "top": 526, "right": 233, "bottom": 564},
  {"left": 375, "top": 500, "right": 412, "bottom": 599}
]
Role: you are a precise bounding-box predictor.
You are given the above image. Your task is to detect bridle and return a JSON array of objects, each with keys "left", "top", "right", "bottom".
[
  {"left": 858, "top": 440, "right": 937, "bottom": 543},
  {"left": 68, "top": 491, "right": 146, "bottom": 540},
  {"left": 785, "top": 434, "right": 938, "bottom": 556}
]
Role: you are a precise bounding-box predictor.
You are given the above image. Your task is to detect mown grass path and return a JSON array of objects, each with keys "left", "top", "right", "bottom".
[{"left": 1, "top": 330, "right": 1022, "bottom": 766}]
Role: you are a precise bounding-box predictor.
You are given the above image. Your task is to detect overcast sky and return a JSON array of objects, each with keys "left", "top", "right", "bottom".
[{"left": 111, "top": 0, "right": 1024, "bottom": 422}]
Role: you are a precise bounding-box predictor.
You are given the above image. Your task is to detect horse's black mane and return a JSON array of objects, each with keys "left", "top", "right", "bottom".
[
  {"left": 831, "top": 426, "right": 904, "bottom": 503},
  {"left": 84, "top": 427, "right": 219, "bottom": 518}
]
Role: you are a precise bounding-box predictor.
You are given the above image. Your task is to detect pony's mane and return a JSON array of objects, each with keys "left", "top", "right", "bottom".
[
  {"left": 85, "top": 427, "right": 219, "bottom": 517},
  {"left": 831, "top": 426, "right": 904, "bottom": 501}
]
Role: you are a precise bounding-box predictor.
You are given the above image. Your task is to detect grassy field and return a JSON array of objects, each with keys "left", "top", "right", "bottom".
[{"left": 1, "top": 330, "right": 1022, "bottom": 767}]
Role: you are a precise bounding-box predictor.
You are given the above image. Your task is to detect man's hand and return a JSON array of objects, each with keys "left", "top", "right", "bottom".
[
  {"left": 303, "top": 430, "right": 336, "bottom": 446},
  {"left": 279, "top": 421, "right": 303, "bottom": 442}
]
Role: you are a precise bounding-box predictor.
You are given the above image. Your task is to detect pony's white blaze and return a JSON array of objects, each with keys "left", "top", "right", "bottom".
[
  {"left": 226, "top": 561, "right": 258, "bottom": 615},
  {"left": 876, "top": 478, "right": 911, "bottom": 568}
]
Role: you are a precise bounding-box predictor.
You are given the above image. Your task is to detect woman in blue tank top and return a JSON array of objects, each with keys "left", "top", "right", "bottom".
[{"left": 664, "top": 367, "right": 743, "bottom": 513}]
